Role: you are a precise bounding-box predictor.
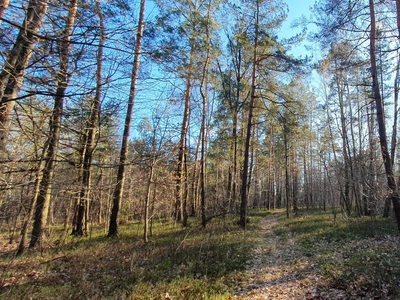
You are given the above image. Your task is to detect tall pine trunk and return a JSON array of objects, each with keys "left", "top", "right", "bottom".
[
  {"left": 175, "top": 47, "right": 194, "bottom": 227},
  {"left": 108, "top": 0, "right": 146, "bottom": 237},
  {"left": 0, "top": 0, "right": 48, "bottom": 150},
  {"left": 198, "top": 1, "right": 212, "bottom": 228},
  {"left": 72, "top": 0, "right": 105, "bottom": 236},
  {"left": 369, "top": 0, "right": 400, "bottom": 231},
  {"left": 175, "top": 78, "right": 191, "bottom": 225},
  {"left": 240, "top": 0, "right": 259, "bottom": 228},
  {"left": 336, "top": 76, "right": 351, "bottom": 214},
  {"left": 29, "top": 0, "right": 78, "bottom": 248},
  {"left": 0, "top": 0, "right": 9, "bottom": 24}
]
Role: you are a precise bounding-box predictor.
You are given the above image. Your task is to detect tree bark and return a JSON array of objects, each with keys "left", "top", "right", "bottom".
[
  {"left": 29, "top": 0, "right": 78, "bottom": 248},
  {"left": 189, "top": 130, "right": 201, "bottom": 217},
  {"left": 240, "top": 0, "right": 259, "bottom": 228},
  {"left": 0, "top": 0, "right": 10, "bottom": 24},
  {"left": 0, "top": 0, "right": 48, "bottom": 150},
  {"left": 396, "top": 0, "right": 400, "bottom": 39},
  {"left": 284, "top": 122, "right": 290, "bottom": 219},
  {"left": 175, "top": 77, "right": 191, "bottom": 226},
  {"left": 72, "top": 0, "right": 105, "bottom": 236},
  {"left": 144, "top": 162, "right": 154, "bottom": 243},
  {"left": 292, "top": 144, "right": 298, "bottom": 215},
  {"left": 268, "top": 124, "right": 274, "bottom": 210},
  {"left": 336, "top": 73, "right": 351, "bottom": 214},
  {"left": 198, "top": 1, "right": 212, "bottom": 228},
  {"left": 175, "top": 42, "right": 195, "bottom": 226},
  {"left": 108, "top": 0, "right": 146, "bottom": 237},
  {"left": 369, "top": 0, "right": 400, "bottom": 231},
  {"left": 15, "top": 162, "right": 43, "bottom": 256},
  {"left": 390, "top": 53, "right": 400, "bottom": 167}
]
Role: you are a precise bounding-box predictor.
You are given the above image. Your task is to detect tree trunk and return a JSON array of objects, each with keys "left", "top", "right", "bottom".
[
  {"left": 284, "top": 123, "right": 290, "bottom": 219},
  {"left": 292, "top": 145, "right": 298, "bottom": 215},
  {"left": 108, "top": 0, "right": 146, "bottom": 237},
  {"left": 72, "top": 0, "right": 105, "bottom": 236},
  {"left": 29, "top": 0, "right": 77, "bottom": 249},
  {"left": 253, "top": 148, "right": 260, "bottom": 208},
  {"left": 267, "top": 124, "right": 274, "bottom": 210},
  {"left": 336, "top": 76, "right": 351, "bottom": 215},
  {"left": 369, "top": 0, "right": 400, "bottom": 231},
  {"left": 175, "top": 78, "right": 191, "bottom": 225},
  {"left": 15, "top": 163, "right": 43, "bottom": 256},
  {"left": 189, "top": 130, "right": 201, "bottom": 217},
  {"left": 144, "top": 163, "right": 154, "bottom": 243},
  {"left": 325, "top": 96, "right": 349, "bottom": 214},
  {"left": 0, "top": 0, "right": 10, "bottom": 24},
  {"left": 381, "top": 53, "right": 400, "bottom": 217},
  {"left": 0, "top": 0, "right": 48, "bottom": 150},
  {"left": 396, "top": 0, "right": 400, "bottom": 40},
  {"left": 175, "top": 43, "right": 195, "bottom": 226},
  {"left": 199, "top": 84, "right": 207, "bottom": 228},
  {"left": 303, "top": 143, "right": 309, "bottom": 210},
  {"left": 390, "top": 53, "right": 399, "bottom": 168},
  {"left": 240, "top": 0, "right": 259, "bottom": 228},
  {"left": 199, "top": 2, "right": 211, "bottom": 227},
  {"left": 227, "top": 109, "right": 239, "bottom": 213}
]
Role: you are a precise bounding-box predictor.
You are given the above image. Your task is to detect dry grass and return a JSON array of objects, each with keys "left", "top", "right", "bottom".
[
  {"left": 2, "top": 209, "right": 398, "bottom": 299},
  {"left": 0, "top": 212, "right": 269, "bottom": 299}
]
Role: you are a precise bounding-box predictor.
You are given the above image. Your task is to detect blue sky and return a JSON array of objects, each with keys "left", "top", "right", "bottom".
[
  {"left": 279, "top": 0, "right": 317, "bottom": 58},
  {"left": 282, "top": 0, "right": 315, "bottom": 35},
  {"left": 130, "top": 0, "right": 319, "bottom": 138}
]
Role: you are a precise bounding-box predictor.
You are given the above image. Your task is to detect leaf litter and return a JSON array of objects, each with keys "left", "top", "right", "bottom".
[
  {"left": 232, "top": 212, "right": 400, "bottom": 299},
  {"left": 1, "top": 211, "right": 399, "bottom": 299}
]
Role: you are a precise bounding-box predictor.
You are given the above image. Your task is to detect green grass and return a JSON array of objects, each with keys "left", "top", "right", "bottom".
[
  {"left": 0, "top": 210, "right": 270, "bottom": 300},
  {"left": 275, "top": 208, "right": 400, "bottom": 299},
  {"left": 3, "top": 208, "right": 398, "bottom": 299}
]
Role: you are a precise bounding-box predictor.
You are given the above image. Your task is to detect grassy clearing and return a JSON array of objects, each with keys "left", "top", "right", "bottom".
[
  {"left": 275, "top": 209, "right": 400, "bottom": 299},
  {"left": 0, "top": 210, "right": 270, "bottom": 300}
]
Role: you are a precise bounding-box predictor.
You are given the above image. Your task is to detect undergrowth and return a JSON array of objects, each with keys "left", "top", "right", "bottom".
[
  {"left": 275, "top": 209, "right": 400, "bottom": 299},
  {"left": 0, "top": 210, "right": 270, "bottom": 299},
  {"left": 3, "top": 208, "right": 398, "bottom": 299}
]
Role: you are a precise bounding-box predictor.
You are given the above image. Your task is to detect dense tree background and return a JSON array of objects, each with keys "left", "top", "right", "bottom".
[{"left": 1, "top": 0, "right": 400, "bottom": 251}]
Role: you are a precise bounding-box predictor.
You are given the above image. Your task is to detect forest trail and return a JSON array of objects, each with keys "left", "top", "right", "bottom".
[{"left": 233, "top": 211, "right": 346, "bottom": 299}]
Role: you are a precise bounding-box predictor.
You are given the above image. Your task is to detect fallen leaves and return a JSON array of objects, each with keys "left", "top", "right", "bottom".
[
  {"left": 233, "top": 214, "right": 348, "bottom": 299},
  {"left": 232, "top": 213, "right": 400, "bottom": 299},
  {"left": 1, "top": 211, "right": 399, "bottom": 299}
]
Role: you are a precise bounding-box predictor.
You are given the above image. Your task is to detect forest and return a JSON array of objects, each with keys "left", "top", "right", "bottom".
[{"left": 1, "top": 0, "right": 400, "bottom": 299}]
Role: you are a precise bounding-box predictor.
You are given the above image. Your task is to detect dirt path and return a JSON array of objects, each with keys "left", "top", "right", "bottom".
[{"left": 233, "top": 211, "right": 346, "bottom": 299}]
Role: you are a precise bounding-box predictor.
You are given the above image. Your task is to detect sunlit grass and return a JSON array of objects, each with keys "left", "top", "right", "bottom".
[
  {"left": 5, "top": 208, "right": 397, "bottom": 299},
  {"left": 275, "top": 208, "right": 400, "bottom": 298},
  {"left": 0, "top": 210, "right": 270, "bottom": 299}
]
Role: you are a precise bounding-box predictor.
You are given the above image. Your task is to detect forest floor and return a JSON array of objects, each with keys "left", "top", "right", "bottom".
[
  {"left": 235, "top": 210, "right": 400, "bottom": 299},
  {"left": 0, "top": 209, "right": 400, "bottom": 299},
  {"left": 233, "top": 211, "right": 346, "bottom": 299}
]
